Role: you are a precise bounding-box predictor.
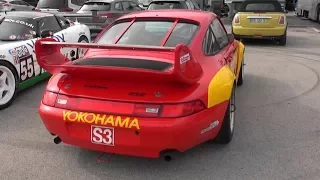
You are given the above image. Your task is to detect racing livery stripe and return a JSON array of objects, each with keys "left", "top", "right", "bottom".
[
  {"left": 207, "top": 65, "right": 235, "bottom": 108},
  {"left": 236, "top": 41, "right": 245, "bottom": 81},
  {"left": 18, "top": 72, "right": 50, "bottom": 91}
]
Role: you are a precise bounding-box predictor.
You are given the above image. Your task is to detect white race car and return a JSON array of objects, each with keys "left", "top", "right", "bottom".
[{"left": 0, "top": 11, "right": 91, "bottom": 110}]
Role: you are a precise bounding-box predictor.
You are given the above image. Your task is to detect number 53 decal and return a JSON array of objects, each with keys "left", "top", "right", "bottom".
[{"left": 20, "top": 56, "right": 35, "bottom": 82}]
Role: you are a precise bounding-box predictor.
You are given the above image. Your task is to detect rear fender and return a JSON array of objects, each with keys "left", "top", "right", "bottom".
[
  {"left": 236, "top": 41, "right": 245, "bottom": 82},
  {"left": 207, "top": 65, "right": 235, "bottom": 108}
]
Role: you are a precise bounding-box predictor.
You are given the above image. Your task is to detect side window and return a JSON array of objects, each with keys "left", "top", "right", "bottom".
[
  {"left": 210, "top": 19, "right": 229, "bottom": 49},
  {"left": 114, "top": 2, "right": 122, "bottom": 10},
  {"left": 39, "top": 16, "right": 62, "bottom": 33},
  {"left": 202, "top": 27, "right": 219, "bottom": 55},
  {"left": 19, "top": 1, "right": 29, "bottom": 5},
  {"left": 56, "top": 16, "right": 71, "bottom": 29},
  {"left": 129, "top": 2, "right": 141, "bottom": 10},
  {"left": 121, "top": 1, "right": 134, "bottom": 10},
  {"left": 10, "top": 1, "right": 21, "bottom": 5},
  {"left": 71, "top": 0, "right": 86, "bottom": 6}
]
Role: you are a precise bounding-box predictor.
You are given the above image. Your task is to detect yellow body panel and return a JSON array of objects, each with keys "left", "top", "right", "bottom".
[
  {"left": 207, "top": 41, "right": 245, "bottom": 108},
  {"left": 207, "top": 65, "right": 235, "bottom": 108},
  {"left": 232, "top": 12, "right": 287, "bottom": 37},
  {"left": 236, "top": 42, "right": 245, "bottom": 82}
]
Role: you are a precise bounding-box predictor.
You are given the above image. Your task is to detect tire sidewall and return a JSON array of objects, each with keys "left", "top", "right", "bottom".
[
  {"left": 76, "top": 36, "right": 89, "bottom": 59},
  {"left": 0, "top": 61, "right": 19, "bottom": 110}
]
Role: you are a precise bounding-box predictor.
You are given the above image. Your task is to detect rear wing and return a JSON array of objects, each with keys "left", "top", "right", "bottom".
[{"left": 35, "top": 38, "right": 203, "bottom": 85}]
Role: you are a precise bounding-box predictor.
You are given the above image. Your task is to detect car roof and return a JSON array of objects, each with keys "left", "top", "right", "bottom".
[
  {"left": 3, "top": 11, "right": 54, "bottom": 19},
  {"left": 117, "top": 10, "right": 215, "bottom": 24}
]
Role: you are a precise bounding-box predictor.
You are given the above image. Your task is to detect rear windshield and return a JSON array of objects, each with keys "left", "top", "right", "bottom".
[
  {"left": 79, "top": 2, "right": 111, "bottom": 11},
  {"left": 241, "top": 1, "right": 282, "bottom": 12},
  {"left": 96, "top": 20, "right": 199, "bottom": 47},
  {"left": 147, "top": 1, "right": 187, "bottom": 10},
  {"left": 0, "top": 17, "right": 36, "bottom": 41},
  {"left": 37, "top": 0, "right": 68, "bottom": 9}
]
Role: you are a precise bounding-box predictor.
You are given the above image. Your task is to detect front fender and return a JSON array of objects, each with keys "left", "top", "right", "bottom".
[{"left": 236, "top": 41, "right": 245, "bottom": 82}]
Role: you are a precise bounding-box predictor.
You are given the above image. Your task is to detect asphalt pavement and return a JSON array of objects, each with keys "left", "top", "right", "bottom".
[{"left": 1, "top": 14, "right": 320, "bottom": 180}]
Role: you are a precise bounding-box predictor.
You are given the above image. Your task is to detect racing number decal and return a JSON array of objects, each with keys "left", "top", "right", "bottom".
[
  {"left": 91, "top": 126, "right": 114, "bottom": 146},
  {"left": 20, "top": 56, "right": 35, "bottom": 82}
]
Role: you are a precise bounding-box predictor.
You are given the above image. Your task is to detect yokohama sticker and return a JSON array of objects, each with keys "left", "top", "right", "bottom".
[{"left": 180, "top": 53, "right": 190, "bottom": 64}]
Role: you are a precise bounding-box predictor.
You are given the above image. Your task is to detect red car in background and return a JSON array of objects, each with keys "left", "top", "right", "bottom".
[{"left": 35, "top": 9, "right": 245, "bottom": 160}]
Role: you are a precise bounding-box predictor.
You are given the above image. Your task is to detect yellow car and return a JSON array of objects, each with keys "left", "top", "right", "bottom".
[{"left": 232, "top": 0, "right": 287, "bottom": 46}]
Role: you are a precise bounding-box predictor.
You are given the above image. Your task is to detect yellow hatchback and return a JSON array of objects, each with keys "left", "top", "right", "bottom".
[{"left": 232, "top": 0, "right": 287, "bottom": 46}]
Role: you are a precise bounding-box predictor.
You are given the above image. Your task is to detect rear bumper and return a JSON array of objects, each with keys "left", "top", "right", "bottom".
[
  {"left": 232, "top": 25, "right": 286, "bottom": 38},
  {"left": 38, "top": 101, "right": 228, "bottom": 158}
]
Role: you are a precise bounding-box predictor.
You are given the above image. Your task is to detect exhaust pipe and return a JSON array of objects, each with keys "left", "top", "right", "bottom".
[
  {"left": 271, "top": 37, "right": 275, "bottom": 40},
  {"left": 54, "top": 136, "right": 62, "bottom": 144},
  {"left": 164, "top": 155, "right": 172, "bottom": 162}
]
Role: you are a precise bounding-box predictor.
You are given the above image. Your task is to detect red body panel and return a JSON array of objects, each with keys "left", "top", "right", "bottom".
[
  {"left": 37, "top": 10, "right": 239, "bottom": 158},
  {"left": 39, "top": 101, "right": 228, "bottom": 158}
]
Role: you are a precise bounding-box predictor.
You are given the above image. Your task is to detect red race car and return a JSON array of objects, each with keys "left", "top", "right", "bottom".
[{"left": 35, "top": 9, "right": 245, "bottom": 160}]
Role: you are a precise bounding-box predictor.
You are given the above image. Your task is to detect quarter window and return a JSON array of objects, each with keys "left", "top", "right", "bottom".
[
  {"left": 202, "top": 28, "right": 219, "bottom": 55},
  {"left": 210, "top": 19, "right": 228, "bottom": 49}
]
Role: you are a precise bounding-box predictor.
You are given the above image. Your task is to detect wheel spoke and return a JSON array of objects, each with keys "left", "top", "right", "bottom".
[{"left": 0, "top": 71, "right": 7, "bottom": 82}]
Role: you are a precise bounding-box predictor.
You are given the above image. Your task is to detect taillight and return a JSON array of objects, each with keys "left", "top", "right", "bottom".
[
  {"left": 279, "top": 16, "right": 285, "bottom": 24},
  {"left": 234, "top": 14, "right": 240, "bottom": 24},
  {"left": 42, "top": 91, "right": 58, "bottom": 107},
  {"left": 34, "top": 7, "right": 40, "bottom": 11},
  {"left": 99, "top": 13, "right": 114, "bottom": 18},
  {"left": 52, "top": 94, "right": 205, "bottom": 118},
  {"left": 160, "top": 100, "right": 205, "bottom": 118},
  {"left": 59, "top": 8, "right": 73, "bottom": 12},
  {"left": 3, "top": 3, "right": 10, "bottom": 6}
]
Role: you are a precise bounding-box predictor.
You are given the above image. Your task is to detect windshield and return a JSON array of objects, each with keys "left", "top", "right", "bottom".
[
  {"left": 96, "top": 20, "right": 199, "bottom": 47},
  {"left": 37, "top": 0, "right": 68, "bottom": 9},
  {"left": 79, "top": 2, "right": 111, "bottom": 11},
  {"left": 0, "top": 17, "right": 37, "bottom": 41},
  {"left": 148, "top": 1, "right": 187, "bottom": 10}
]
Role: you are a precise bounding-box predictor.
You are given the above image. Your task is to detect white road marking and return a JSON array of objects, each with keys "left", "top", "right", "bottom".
[{"left": 312, "top": 27, "right": 320, "bottom": 33}]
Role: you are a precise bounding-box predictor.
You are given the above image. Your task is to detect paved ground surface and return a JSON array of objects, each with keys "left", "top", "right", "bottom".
[{"left": 1, "top": 15, "right": 320, "bottom": 180}]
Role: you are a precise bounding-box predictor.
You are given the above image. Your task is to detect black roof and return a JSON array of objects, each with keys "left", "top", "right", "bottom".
[
  {"left": 240, "top": 0, "right": 282, "bottom": 12},
  {"left": 2, "top": 11, "right": 54, "bottom": 19}
]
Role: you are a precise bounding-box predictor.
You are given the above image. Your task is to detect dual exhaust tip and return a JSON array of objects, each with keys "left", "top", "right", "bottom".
[{"left": 52, "top": 135, "right": 174, "bottom": 161}]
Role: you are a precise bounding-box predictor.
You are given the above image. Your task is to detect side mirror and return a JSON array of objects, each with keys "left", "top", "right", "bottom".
[{"left": 40, "top": 29, "right": 53, "bottom": 38}]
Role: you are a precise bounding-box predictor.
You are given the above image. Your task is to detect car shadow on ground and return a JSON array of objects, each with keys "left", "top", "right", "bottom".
[{"left": 68, "top": 74, "right": 299, "bottom": 176}]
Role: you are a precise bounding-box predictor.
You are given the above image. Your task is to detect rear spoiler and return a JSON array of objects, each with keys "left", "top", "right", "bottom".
[{"left": 35, "top": 38, "right": 203, "bottom": 85}]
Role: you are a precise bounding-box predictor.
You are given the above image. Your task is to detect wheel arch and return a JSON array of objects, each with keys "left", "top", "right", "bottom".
[{"left": 236, "top": 41, "right": 245, "bottom": 83}]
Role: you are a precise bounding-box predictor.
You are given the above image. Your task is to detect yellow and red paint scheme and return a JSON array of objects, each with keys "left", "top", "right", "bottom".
[{"left": 36, "top": 10, "right": 245, "bottom": 158}]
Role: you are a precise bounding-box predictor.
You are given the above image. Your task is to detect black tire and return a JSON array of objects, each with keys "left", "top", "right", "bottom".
[
  {"left": 237, "top": 60, "right": 243, "bottom": 86},
  {"left": 0, "top": 61, "right": 19, "bottom": 110},
  {"left": 279, "top": 31, "right": 287, "bottom": 46},
  {"left": 76, "top": 35, "right": 89, "bottom": 59},
  {"left": 11, "top": 9, "right": 16, "bottom": 11},
  {"left": 214, "top": 86, "right": 236, "bottom": 144}
]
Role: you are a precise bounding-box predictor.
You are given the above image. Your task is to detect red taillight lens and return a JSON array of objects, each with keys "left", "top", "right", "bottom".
[
  {"left": 279, "top": 16, "right": 285, "bottom": 24},
  {"left": 59, "top": 8, "right": 73, "bottom": 12},
  {"left": 99, "top": 13, "right": 114, "bottom": 18},
  {"left": 234, "top": 15, "right": 240, "bottom": 24},
  {"left": 161, "top": 100, "right": 205, "bottom": 118},
  {"left": 34, "top": 7, "right": 40, "bottom": 11},
  {"left": 42, "top": 91, "right": 58, "bottom": 106},
  {"left": 3, "top": 3, "right": 10, "bottom": 6},
  {"left": 53, "top": 94, "right": 205, "bottom": 118}
]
